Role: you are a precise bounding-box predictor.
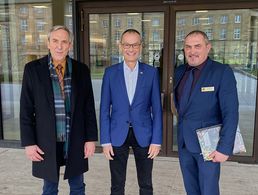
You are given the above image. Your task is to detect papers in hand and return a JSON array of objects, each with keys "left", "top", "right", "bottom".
[{"left": 196, "top": 124, "right": 246, "bottom": 161}]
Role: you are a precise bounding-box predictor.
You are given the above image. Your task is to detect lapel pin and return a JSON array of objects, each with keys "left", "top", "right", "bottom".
[{"left": 140, "top": 71, "right": 143, "bottom": 74}]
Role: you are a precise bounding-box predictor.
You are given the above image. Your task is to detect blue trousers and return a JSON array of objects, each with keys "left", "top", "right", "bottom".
[
  {"left": 42, "top": 174, "right": 85, "bottom": 195},
  {"left": 42, "top": 143, "right": 85, "bottom": 195},
  {"left": 178, "top": 146, "right": 220, "bottom": 195}
]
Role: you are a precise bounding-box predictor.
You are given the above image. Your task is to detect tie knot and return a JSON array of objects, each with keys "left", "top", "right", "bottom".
[
  {"left": 57, "top": 64, "right": 63, "bottom": 71},
  {"left": 188, "top": 66, "right": 196, "bottom": 72}
]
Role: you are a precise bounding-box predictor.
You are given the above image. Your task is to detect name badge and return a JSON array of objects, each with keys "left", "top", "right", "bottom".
[{"left": 201, "top": 86, "right": 214, "bottom": 92}]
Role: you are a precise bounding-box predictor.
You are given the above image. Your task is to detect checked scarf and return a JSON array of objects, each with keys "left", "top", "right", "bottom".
[{"left": 49, "top": 54, "right": 72, "bottom": 159}]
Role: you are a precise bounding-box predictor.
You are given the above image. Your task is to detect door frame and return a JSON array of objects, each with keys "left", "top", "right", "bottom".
[
  {"left": 168, "top": 0, "right": 258, "bottom": 163},
  {"left": 75, "top": 1, "right": 171, "bottom": 157},
  {"left": 74, "top": 0, "right": 258, "bottom": 163}
]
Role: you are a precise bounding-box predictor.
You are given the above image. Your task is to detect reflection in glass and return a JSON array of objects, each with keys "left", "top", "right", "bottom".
[
  {"left": 0, "top": 0, "right": 73, "bottom": 140},
  {"left": 174, "top": 9, "right": 258, "bottom": 156},
  {"left": 0, "top": 1, "right": 52, "bottom": 140}
]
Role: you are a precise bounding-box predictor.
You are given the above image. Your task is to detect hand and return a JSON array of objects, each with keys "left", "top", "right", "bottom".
[
  {"left": 103, "top": 145, "right": 114, "bottom": 160},
  {"left": 25, "top": 145, "right": 44, "bottom": 162},
  {"left": 84, "top": 141, "right": 96, "bottom": 158},
  {"left": 148, "top": 144, "right": 161, "bottom": 159},
  {"left": 209, "top": 150, "right": 229, "bottom": 163}
]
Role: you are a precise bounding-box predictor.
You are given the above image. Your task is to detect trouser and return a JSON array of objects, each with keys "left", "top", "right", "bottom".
[
  {"left": 42, "top": 142, "right": 85, "bottom": 195},
  {"left": 178, "top": 146, "right": 220, "bottom": 195},
  {"left": 110, "top": 128, "right": 153, "bottom": 195},
  {"left": 42, "top": 175, "right": 85, "bottom": 195}
]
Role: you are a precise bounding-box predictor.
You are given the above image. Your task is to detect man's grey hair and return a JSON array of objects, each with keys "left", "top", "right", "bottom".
[{"left": 47, "top": 25, "right": 73, "bottom": 43}]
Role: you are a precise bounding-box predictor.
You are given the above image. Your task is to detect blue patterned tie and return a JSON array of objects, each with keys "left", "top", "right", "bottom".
[{"left": 179, "top": 68, "right": 195, "bottom": 115}]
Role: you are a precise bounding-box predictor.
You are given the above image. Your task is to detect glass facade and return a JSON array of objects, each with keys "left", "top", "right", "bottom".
[
  {"left": 0, "top": 0, "right": 258, "bottom": 161},
  {"left": 174, "top": 9, "right": 258, "bottom": 156},
  {"left": 89, "top": 12, "right": 164, "bottom": 135},
  {"left": 0, "top": 0, "right": 72, "bottom": 140}
]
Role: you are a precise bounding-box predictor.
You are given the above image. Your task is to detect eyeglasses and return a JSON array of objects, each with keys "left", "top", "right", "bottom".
[{"left": 121, "top": 43, "right": 141, "bottom": 49}]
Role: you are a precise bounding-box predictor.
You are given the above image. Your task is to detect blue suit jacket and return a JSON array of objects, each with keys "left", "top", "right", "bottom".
[
  {"left": 174, "top": 58, "right": 239, "bottom": 155},
  {"left": 100, "top": 62, "right": 162, "bottom": 147}
]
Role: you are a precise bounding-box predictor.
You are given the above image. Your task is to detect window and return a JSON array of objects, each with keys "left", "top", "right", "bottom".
[
  {"left": 207, "top": 16, "right": 213, "bottom": 24},
  {"left": 177, "top": 18, "right": 186, "bottom": 26},
  {"left": 204, "top": 29, "right": 213, "bottom": 40},
  {"left": 102, "top": 20, "right": 108, "bottom": 28},
  {"left": 21, "top": 34, "right": 26, "bottom": 45},
  {"left": 37, "top": 34, "right": 45, "bottom": 44},
  {"left": 68, "top": 4, "right": 72, "bottom": 14},
  {"left": 115, "top": 31, "right": 120, "bottom": 41},
  {"left": 36, "top": 19, "right": 44, "bottom": 32},
  {"left": 220, "top": 28, "right": 227, "bottom": 40},
  {"left": 234, "top": 28, "right": 241, "bottom": 39},
  {"left": 114, "top": 18, "right": 121, "bottom": 28},
  {"left": 20, "top": 19, "right": 28, "bottom": 31},
  {"left": 233, "top": 48, "right": 240, "bottom": 57},
  {"left": 220, "top": 15, "right": 228, "bottom": 24},
  {"left": 68, "top": 18, "right": 73, "bottom": 31},
  {"left": 235, "top": 15, "right": 241, "bottom": 23},
  {"left": 127, "top": 18, "right": 133, "bottom": 28},
  {"left": 152, "top": 31, "right": 160, "bottom": 41},
  {"left": 177, "top": 30, "right": 185, "bottom": 41},
  {"left": 34, "top": 7, "right": 44, "bottom": 15},
  {"left": 20, "top": 6, "right": 28, "bottom": 15},
  {"left": 192, "top": 17, "right": 200, "bottom": 25},
  {"left": 152, "top": 18, "right": 160, "bottom": 26}
]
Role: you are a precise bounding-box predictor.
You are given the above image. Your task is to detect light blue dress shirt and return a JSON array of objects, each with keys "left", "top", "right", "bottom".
[{"left": 123, "top": 61, "right": 139, "bottom": 105}]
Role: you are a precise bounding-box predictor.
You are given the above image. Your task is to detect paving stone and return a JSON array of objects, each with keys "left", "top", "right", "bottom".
[{"left": 0, "top": 148, "right": 258, "bottom": 195}]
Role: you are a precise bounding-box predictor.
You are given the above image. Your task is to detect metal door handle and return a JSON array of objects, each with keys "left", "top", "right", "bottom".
[{"left": 170, "top": 92, "right": 178, "bottom": 116}]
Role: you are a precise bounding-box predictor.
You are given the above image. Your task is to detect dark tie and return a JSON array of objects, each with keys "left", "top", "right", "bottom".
[
  {"left": 179, "top": 68, "right": 195, "bottom": 115},
  {"left": 56, "top": 64, "right": 64, "bottom": 97}
]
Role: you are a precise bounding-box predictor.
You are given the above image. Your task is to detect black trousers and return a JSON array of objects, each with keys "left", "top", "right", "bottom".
[{"left": 110, "top": 128, "right": 153, "bottom": 195}]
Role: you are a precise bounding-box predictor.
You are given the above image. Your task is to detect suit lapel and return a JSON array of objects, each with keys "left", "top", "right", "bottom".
[
  {"left": 174, "top": 65, "right": 187, "bottom": 108},
  {"left": 131, "top": 62, "right": 144, "bottom": 106},
  {"left": 37, "top": 56, "right": 54, "bottom": 113},
  {"left": 117, "top": 62, "right": 130, "bottom": 105},
  {"left": 174, "top": 66, "right": 187, "bottom": 90}
]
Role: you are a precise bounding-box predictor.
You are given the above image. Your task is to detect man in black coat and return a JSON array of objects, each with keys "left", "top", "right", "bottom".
[{"left": 20, "top": 25, "right": 98, "bottom": 195}]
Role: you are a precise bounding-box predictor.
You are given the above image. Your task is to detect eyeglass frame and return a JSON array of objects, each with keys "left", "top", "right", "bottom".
[{"left": 120, "top": 42, "right": 142, "bottom": 49}]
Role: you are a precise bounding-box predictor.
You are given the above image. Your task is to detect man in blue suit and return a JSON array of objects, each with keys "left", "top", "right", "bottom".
[
  {"left": 174, "top": 30, "right": 239, "bottom": 195},
  {"left": 100, "top": 29, "right": 162, "bottom": 195}
]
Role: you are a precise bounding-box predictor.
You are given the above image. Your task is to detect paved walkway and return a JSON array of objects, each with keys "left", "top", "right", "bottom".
[{"left": 0, "top": 148, "right": 258, "bottom": 195}]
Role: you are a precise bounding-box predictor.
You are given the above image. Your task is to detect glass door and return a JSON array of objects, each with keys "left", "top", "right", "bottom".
[
  {"left": 77, "top": 1, "right": 258, "bottom": 162},
  {"left": 174, "top": 8, "right": 258, "bottom": 160},
  {"left": 77, "top": 4, "right": 169, "bottom": 153},
  {"left": 88, "top": 12, "right": 165, "bottom": 120}
]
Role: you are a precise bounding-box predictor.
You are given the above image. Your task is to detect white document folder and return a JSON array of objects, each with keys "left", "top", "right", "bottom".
[{"left": 196, "top": 124, "right": 246, "bottom": 161}]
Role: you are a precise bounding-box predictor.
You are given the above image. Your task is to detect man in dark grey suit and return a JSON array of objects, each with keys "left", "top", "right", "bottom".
[{"left": 20, "top": 25, "right": 98, "bottom": 195}]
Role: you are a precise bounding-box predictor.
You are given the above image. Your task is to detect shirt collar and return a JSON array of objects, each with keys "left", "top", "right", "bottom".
[
  {"left": 187, "top": 57, "right": 208, "bottom": 71},
  {"left": 123, "top": 61, "right": 139, "bottom": 72},
  {"left": 53, "top": 60, "right": 66, "bottom": 69}
]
